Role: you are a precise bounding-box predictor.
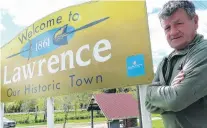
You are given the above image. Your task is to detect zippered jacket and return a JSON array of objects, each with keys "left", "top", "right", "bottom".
[{"left": 145, "top": 34, "right": 207, "bottom": 128}]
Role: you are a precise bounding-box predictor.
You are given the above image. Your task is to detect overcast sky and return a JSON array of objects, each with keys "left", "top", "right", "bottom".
[{"left": 0, "top": 0, "right": 207, "bottom": 71}]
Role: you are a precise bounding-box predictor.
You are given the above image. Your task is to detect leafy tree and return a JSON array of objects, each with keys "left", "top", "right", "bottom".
[
  {"left": 55, "top": 92, "right": 91, "bottom": 128},
  {"left": 36, "top": 98, "right": 47, "bottom": 122},
  {"left": 5, "top": 101, "right": 23, "bottom": 113},
  {"left": 103, "top": 88, "right": 116, "bottom": 93},
  {"left": 20, "top": 99, "right": 37, "bottom": 123}
]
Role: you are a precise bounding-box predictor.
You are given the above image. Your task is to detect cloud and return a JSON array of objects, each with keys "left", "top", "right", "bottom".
[
  {"left": 147, "top": 12, "right": 173, "bottom": 71},
  {"left": 197, "top": 10, "right": 207, "bottom": 38},
  {"left": 0, "top": 10, "right": 6, "bottom": 31},
  {"left": 146, "top": 0, "right": 166, "bottom": 13},
  {"left": 0, "top": 23, "right": 6, "bottom": 32},
  {"left": 0, "top": 24, "right": 5, "bottom": 31},
  {"left": 0, "top": 0, "right": 90, "bottom": 26},
  {"left": 0, "top": 12, "right": 24, "bottom": 46},
  {"left": 0, "top": 0, "right": 90, "bottom": 46}
]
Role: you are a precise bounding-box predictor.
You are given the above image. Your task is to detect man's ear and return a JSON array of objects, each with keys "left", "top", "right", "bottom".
[
  {"left": 194, "top": 15, "right": 198, "bottom": 23},
  {"left": 193, "top": 14, "right": 199, "bottom": 29}
]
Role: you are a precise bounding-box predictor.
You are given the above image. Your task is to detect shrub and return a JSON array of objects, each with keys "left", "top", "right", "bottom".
[{"left": 5, "top": 110, "right": 105, "bottom": 124}]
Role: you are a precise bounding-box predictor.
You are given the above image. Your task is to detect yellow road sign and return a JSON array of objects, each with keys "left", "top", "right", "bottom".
[{"left": 1, "top": 1, "right": 153, "bottom": 102}]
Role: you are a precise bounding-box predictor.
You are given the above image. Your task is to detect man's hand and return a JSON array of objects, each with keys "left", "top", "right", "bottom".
[{"left": 171, "top": 70, "right": 185, "bottom": 86}]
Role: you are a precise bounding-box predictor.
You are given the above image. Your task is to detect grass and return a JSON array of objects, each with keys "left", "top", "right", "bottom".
[
  {"left": 16, "top": 115, "right": 164, "bottom": 128},
  {"left": 152, "top": 114, "right": 161, "bottom": 117},
  {"left": 151, "top": 114, "right": 164, "bottom": 128},
  {"left": 66, "top": 117, "right": 107, "bottom": 123},
  {"left": 16, "top": 117, "right": 107, "bottom": 127},
  {"left": 16, "top": 122, "right": 46, "bottom": 127},
  {"left": 152, "top": 119, "right": 164, "bottom": 128}
]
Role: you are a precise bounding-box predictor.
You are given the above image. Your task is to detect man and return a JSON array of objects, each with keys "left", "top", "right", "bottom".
[{"left": 145, "top": 1, "right": 207, "bottom": 128}]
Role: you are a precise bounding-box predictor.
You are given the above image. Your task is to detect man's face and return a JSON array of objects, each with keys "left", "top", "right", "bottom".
[{"left": 161, "top": 8, "right": 198, "bottom": 50}]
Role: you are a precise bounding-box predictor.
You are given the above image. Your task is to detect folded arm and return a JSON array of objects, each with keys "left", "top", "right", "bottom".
[{"left": 146, "top": 46, "right": 207, "bottom": 112}]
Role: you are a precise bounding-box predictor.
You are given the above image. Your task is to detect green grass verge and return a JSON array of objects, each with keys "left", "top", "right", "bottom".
[
  {"left": 6, "top": 111, "right": 164, "bottom": 128},
  {"left": 152, "top": 119, "right": 164, "bottom": 128},
  {"left": 16, "top": 117, "right": 107, "bottom": 127},
  {"left": 16, "top": 115, "right": 164, "bottom": 128}
]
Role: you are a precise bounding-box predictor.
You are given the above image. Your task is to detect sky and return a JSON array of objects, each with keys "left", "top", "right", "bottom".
[{"left": 0, "top": 0, "right": 207, "bottom": 71}]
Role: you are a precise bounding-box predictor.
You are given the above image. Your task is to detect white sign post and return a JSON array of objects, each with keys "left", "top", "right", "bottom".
[
  {"left": 47, "top": 97, "right": 54, "bottom": 128},
  {"left": 138, "top": 85, "right": 152, "bottom": 128},
  {"left": 0, "top": 103, "right": 4, "bottom": 128}
]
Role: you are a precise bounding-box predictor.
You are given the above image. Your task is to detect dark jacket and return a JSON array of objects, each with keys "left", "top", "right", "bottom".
[{"left": 145, "top": 34, "right": 207, "bottom": 128}]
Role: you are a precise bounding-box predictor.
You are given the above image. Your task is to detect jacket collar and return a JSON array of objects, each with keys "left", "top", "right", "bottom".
[
  {"left": 159, "top": 34, "right": 204, "bottom": 85},
  {"left": 169, "top": 34, "right": 204, "bottom": 58}
]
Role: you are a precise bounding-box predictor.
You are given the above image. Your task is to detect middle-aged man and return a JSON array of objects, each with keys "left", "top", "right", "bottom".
[{"left": 145, "top": 1, "right": 207, "bottom": 128}]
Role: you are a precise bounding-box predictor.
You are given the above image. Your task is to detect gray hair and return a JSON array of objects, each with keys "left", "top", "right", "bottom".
[{"left": 159, "top": 0, "right": 196, "bottom": 20}]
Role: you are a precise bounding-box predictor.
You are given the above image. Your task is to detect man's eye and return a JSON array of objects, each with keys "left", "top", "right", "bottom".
[
  {"left": 165, "top": 27, "right": 170, "bottom": 31},
  {"left": 177, "top": 22, "right": 183, "bottom": 25}
]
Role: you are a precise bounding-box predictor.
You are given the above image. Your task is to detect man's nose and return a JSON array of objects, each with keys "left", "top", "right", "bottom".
[{"left": 170, "top": 26, "right": 179, "bottom": 36}]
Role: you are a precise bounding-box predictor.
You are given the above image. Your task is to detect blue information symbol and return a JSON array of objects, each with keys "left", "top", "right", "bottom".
[{"left": 126, "top": 54, "right": 145, "bottom": 77}]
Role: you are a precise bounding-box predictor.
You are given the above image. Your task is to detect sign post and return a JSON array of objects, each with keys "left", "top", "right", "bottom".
[
  {"left": 138, "top": 85, "right": 152, "bottom": 128},
  {"left": 0, "top": 103, "right": 4, "bottom": 128},
  {"left": 47, "top": 97, "right": 54, "bottom": 128}
]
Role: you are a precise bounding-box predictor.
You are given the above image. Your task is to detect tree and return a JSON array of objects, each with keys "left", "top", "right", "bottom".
[
  {"left": 36, "top": 98, "right": 47, "bottom": 122},
  {"left": 20, "top": 99, "right": 37, "bottom": 123},
  {"left": 103, "top": 88, "right": 116, "bottom": 93},
  {"left": 5, "top": 100, "right": 23, "bottom": 113},
  {"left": 55, "top": 92, "right": 91, "bottom": 128}
]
